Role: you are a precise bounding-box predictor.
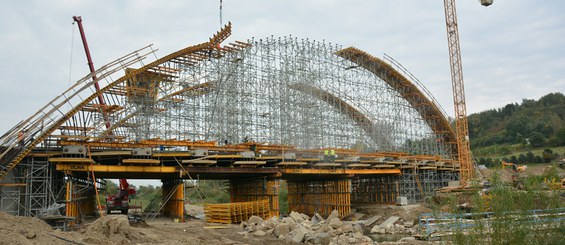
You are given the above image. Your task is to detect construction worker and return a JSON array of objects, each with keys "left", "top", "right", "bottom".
[
  {"left": 18, "top": 131, "right": 24, "bottom": 147},
  {"left": 324, "top": 149, "right": 329, "bottom": 162},
  {"left": 330, "top": 149, "right": 336, "bottom": 162}
]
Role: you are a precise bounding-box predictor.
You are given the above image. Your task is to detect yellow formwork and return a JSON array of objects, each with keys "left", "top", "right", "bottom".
[
  {"left": 65, "top": 179, "right": 97, "bottom": 224},
  {"left": 204, "top": 199, "right": 270, "bottom": 224},
  {"left": 287, "top": 179, "right": 351, "bottom": 218},
  {"left": 230, "top": 179, "right": 280, "bottom": 217},
  {"left": 162, "top": 181, "right": 184, "bottom": 220}
]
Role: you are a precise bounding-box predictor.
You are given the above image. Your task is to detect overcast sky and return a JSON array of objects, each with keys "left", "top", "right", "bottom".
[{"left": 1, "top": 1, "right": 563, "bottom": 186}]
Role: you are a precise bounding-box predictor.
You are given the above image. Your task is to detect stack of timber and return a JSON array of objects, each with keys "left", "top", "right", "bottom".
[{"left": 204, "top": 199, "right": 270, "bottom": 224}]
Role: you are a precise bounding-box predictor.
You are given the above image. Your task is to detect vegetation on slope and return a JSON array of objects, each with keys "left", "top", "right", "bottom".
[{"left": 468, "top": 92, "right": 565, "bottom": 165}]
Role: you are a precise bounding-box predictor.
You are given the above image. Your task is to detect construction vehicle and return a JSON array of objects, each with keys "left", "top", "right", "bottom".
[
  {"left": 106, "top": 179, "right": 136, "bottom": 214},
  {"left": 500, "top": 161, "right": 527, "bottom": 189},
  {"left": 544, "top": 177, "right": 565, "bottom": 190},
  {"left": 501, "top": 161, "right": 527, "bottom": 172}
]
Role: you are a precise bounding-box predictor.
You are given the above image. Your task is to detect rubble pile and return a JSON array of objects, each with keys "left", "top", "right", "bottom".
[{"left": 239, "top": 210, "right": 417, "bottom": 244}]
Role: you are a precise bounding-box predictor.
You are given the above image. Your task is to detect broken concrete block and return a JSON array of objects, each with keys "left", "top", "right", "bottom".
[
  {"left": 274, "top": 223, "right": 290, "bottom": 237},
  {"left": 314, "top": 232, "right": 331, "bottom": 245},
  {"left": 329, "top": 217, "right": 342, "bottom": 229},
  {"left": 352, "top": 212, "right": 365, "bottom": 221},
  {"left": 265, "top": 228, "right": 274, "bottom": 235},
  {"left": 363, "top": 215, "right": 382, "bottom": 226},
  {"left": 253, "top": 230, "right": 266, "bottom": 237},
  {"left": 282, "top": 217, "right": 296, "bottom": 224},
  {"left": 370, "top": 226, "right": 385, "bottom": 234},
  {"left": 300, "top": 213, "right": 310, "bottom": 220},
  {"left": 311, "top": 213, "right": 325, "bottom": 225},
  {"left": 289, "top": 228, "right": 308, "bottom": 243},
  {"left": 248, "top": 215, "right": 264, "bottom": 225},
  {"left": 336, "top": 223, "right": 353, "bottom": 234},
  {"left": 327, "top": 210, "right": 339, "bottom": 220},
  {"left": 353, "top": 231, "right": 363, "bottom": 239},
  {"left": 290, "top": 211, "right": 305, "bottom": 223},
  {"left": 404, "top": 220, "right": 414, "bottom": 228},
  {"left": 353, "top": 223, "right": 363, "bottom": 234},
  {"left": 379, "top": 216, "right": 400, "bottom": 229}
]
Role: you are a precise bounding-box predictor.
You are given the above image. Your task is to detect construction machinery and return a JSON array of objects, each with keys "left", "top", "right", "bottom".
[
  {"left": 443, "top": 0, "right": 493, "bottom": 186},
  {"left": 501, "top": 161, "right": 527, "bottom": 172},
  {"left": 500, "top": 161, "right": 526, "bottom": 189},
  {"left": 106, "top": 179, "right": 136, "bottom": 214}
]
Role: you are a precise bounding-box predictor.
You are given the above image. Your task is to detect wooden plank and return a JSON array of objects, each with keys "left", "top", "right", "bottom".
[
  {"left": 233, "top": 161, "right": 266, "bottom": 165},
  {"left": 48, "top": 157, "right": 95, "bottom": 164},
  {"left": 276, "top": 161, "right": 308, "bottom": 166},
  {"left": 122, "top": 159, "right": 161, "bottom": 165}
]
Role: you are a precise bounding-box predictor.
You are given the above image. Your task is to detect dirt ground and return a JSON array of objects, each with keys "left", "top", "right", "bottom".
[
  {"left": 479, "top": 164, "right": 565, "bottom": 183},
  {"left": 0, "top": 212, "right": 291, "bottom": 245},
  {"left": 0, "top": 202, "right": 432, "bottom": 245}
]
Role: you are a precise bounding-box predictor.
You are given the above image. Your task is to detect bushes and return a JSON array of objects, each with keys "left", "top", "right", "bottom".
[{"left": 446, "top": 170, "right": 565, "bottom": 244}]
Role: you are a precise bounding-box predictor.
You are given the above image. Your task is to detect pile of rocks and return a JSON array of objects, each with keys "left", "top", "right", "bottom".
[
  {"left": 240, "top": 210, "right": 374, "bottom": 244},
  {"left": 369, "top": 216, "right": 417, "bottom": 235}
]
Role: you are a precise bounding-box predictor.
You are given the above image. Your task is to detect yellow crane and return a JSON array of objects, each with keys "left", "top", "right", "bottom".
[{"left": 443, "top": 0, "right": 492, "bottom": 186}]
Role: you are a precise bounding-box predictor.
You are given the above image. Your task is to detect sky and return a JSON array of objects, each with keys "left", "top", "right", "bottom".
[{"left": 1, "top": 0, "right": 563, "bottom": 186}]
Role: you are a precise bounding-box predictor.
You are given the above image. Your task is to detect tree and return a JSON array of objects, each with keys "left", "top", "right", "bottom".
[
  {"left": 526, "top": 151, "right": 535, "bottom": 163},
  {"left": 529, "top": 132, "right": 545, "bottom": 147}
]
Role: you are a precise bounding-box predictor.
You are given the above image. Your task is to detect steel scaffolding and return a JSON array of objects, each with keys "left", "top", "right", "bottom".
[{"left": 93, "top": 36, "right": 453, "bottom": 156}]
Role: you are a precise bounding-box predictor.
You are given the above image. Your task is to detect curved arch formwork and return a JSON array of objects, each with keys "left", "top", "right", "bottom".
[
  {"left": 0, "top": 26, "right": 456, "bottom": 178},
  {"left": 0, "top": 23, "right": 235, "bottom": 177}
]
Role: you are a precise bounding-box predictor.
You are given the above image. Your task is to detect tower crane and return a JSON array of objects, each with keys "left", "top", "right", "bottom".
[{"left": 443, "top": 0, "right": 492, "bottom": 186}]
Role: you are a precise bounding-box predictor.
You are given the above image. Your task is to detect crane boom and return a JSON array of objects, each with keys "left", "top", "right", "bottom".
[
  {"left": 443, "top": 0, "right": 473, "bottom": 185},
  {"left": 72, "top": 16, "right": 112, "bottom": 132}
]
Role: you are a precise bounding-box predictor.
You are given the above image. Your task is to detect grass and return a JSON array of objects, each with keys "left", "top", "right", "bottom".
[{"left": 432, "top": 166, "right": 565, "bottom": 244}]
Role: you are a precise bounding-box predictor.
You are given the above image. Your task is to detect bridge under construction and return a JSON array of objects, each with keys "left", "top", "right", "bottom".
[{"left": 0, "top": 24, "right": 461, "bottom": 222}]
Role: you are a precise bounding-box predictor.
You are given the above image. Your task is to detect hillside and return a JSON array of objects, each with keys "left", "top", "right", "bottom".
[{"left": 468, "top": 92, "right": 565, "bottom": 165}]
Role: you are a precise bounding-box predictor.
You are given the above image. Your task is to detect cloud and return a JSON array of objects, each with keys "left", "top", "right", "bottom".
[{"left": 0, "top": 0, "right": 563, "bottom": 134}]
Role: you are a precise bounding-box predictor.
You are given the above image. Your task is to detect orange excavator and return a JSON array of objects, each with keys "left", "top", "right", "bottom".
[
  {"left": 501, "top": 161, "right": 526, "bottom": 172},
  {"left": 106, "top": 179, "right": 136, "bottom": 214}
]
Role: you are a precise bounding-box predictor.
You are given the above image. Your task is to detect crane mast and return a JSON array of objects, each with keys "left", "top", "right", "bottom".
[{"left": 443, "top": 0, "right": 473, "bottom": 186}]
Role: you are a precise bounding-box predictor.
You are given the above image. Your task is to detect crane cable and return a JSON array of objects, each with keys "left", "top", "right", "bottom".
[
  {"left": 219, "top": 0, "right": 223, "bottom": 27},
  {"left": 68, "top": 22, "right": 76, "bottom": 87}
]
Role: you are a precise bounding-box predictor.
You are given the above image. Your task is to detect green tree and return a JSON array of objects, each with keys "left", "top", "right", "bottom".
[{"left": 528, "top": 132, "right": 545, "bottom": 147}]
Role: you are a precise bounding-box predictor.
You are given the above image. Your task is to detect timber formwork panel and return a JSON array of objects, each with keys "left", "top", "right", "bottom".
[
  {"left": 287, "top": 179, "right": 351, "bottom": 218},
  {"left": 351, "top": 176, "right": 397, "bottom": 205},
  {"left": 230, "top": 178, "right": 280, "bottom": 217}
]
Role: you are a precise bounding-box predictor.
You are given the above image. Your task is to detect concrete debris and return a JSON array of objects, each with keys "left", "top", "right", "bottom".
[
  {"left": 379, "top": 216, "right": 400, "bottom": 229},
  {"left": 352, "top": 212, "right": 365, "bottom": 221},
  {"left": 363, "top": 215, "right": 382, "bottom": 226},
  {"left": 240, "top": 211, "right": 376, "bottom": 244},
  {"left": 311, "top": 213, "right": 325, "bottom": 225}
]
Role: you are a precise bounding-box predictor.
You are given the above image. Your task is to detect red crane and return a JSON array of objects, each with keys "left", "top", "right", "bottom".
[
  {"left": 72, "top": 16, "right": 112, "bottom": 131},
  {"left": 106, "top": 179, "right": 137, "bottom": 214},
  {"left": 72, "top": 16, "right": 134, "bottom": 214}
]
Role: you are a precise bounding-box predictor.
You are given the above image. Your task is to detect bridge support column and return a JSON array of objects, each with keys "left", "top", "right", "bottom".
[
  {"left": 351, "top": 176, "right": 397, "bottom": 205},
  {"left": 230, "top": 178, "right": 280, "bottom": 217},
  {"left": 287, "top": 179, "right": 351, "bottom": 218},
  {"left": 162, "top": 179, "right": 184, "bottom": 220}
]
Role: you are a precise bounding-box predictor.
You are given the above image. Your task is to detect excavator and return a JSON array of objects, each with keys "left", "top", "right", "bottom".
[
  {"left": 501, "top": 161, "right": 527, "bottom": 172},
  {"left": 106, "top": 179, "right": 136, "bottom": 214},
  {"left": 501, "top": 161, "right": 526, "bottom": 189}
]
